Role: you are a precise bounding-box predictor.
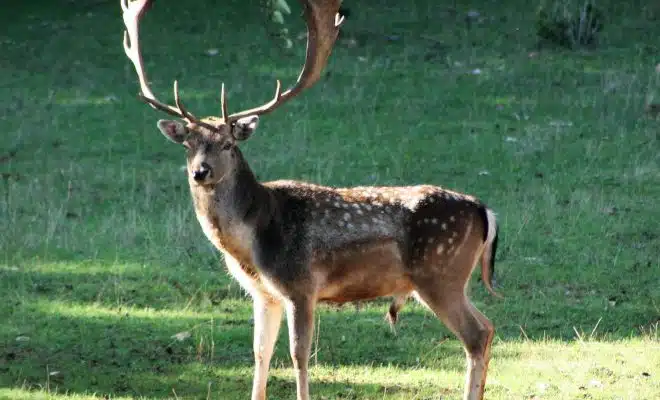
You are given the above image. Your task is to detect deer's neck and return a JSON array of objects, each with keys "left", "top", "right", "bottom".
[{"left": 189, "top": 149, "right": 273, "bottom": 257}]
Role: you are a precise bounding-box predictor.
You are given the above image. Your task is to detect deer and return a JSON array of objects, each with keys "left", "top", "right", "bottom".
[{"left": 120, "top": 0, "right": 501, "bottom": 399}]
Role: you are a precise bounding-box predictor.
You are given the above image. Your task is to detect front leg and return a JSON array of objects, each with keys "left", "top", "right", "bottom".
[
  {"left": 285, "top": 298, "right": 315, "bottom": 400},
  {"left": 251, "top": 295, "right": 283, "bottom": 400}
]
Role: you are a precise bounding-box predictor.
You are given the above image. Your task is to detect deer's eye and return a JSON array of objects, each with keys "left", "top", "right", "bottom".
[{"left": 221, "top": 142, "right": 232, "bottom": 151}]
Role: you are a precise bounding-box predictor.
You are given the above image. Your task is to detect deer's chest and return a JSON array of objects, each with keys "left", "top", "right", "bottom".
[{"left": 196, "top": 214, "right": 261, "bottom": 289}]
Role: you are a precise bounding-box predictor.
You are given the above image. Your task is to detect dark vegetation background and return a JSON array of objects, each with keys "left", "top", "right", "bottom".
[{"left": 0, "top": 0, "right": 658, "bottom": 399}]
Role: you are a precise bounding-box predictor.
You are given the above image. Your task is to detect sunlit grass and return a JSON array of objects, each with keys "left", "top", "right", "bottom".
[
  {"left": 0, "top": 389, "right": 135, "bottom": 400},
  {"left": 2, "top": 339, "right": 658, "bottom": 399}
]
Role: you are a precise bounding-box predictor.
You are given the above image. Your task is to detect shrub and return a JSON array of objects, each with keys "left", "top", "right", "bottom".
[{"left": 536, "top": 0, "right": 605, "bottom": 48}]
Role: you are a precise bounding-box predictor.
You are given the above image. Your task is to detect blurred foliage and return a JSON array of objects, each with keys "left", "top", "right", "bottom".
[
  {"left": 536, "top": 0, "right": 604, "bottom": 48},
  {"left": 261, "top": 0, "right": 348, "bottom": 49},
  {"left": 262, "top": 0, "right": 294, "bottom": 49}
]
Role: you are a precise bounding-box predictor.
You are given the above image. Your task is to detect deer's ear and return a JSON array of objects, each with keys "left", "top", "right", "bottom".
[
  {"left": 232, "top": 116, "right": 259, "bottom": 141},
  {"left": 157, "top": 120, "right": 188, "bottom": 144}
]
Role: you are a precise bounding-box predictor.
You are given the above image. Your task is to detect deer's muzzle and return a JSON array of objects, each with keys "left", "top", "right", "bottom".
[{"left": 193, "top": 162, "right": 211, "bottom": 182}]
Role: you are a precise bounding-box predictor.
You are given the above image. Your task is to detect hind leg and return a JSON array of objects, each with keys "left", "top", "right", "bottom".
[
  {"left": 466, "top": 301, "right": 495, "bottom": 379},
  {"left": 413, "top": 287, "right": 494, "bottom": 400}
]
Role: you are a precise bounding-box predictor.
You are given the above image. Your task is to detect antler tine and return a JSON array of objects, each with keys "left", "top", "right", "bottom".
[
  {"left": 170, "top": 81, "right": 218, "bottom": 131},
  {"left": 173, "top": 80, "right": 198, "bottom": 122},
  {"left": 221, "top": 83, "right": 228, "bottom": 121},
  {"left": 121, "top": 0, "right": 220, "bottom": 130},
  {"left": 225, "top": 0, "right": 343, "bottom": 122}
]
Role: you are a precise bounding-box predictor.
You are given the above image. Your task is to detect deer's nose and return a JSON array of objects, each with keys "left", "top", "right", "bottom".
[{"left": 193, "top": 162, "right": 211, "bottom": 181}]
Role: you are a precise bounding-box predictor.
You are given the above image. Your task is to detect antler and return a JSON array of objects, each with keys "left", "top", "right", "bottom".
[
  {"left": 224, "top": 0, "right": 344, "bottom": 122},
  {"left": 120, "top": 0, "right": 218, "bottom": 131},
  {"left": 121, "top": 0, "right": 343, "bottom": 127}
]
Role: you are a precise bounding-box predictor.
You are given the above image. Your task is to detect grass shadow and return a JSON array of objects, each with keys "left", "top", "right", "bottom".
[{"left": 1, "top": 267, "right": 522, "bottom": 398}]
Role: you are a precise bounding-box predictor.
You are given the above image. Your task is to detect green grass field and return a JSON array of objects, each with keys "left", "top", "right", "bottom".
[{"left": 1, "top": 0, "right": 659, "bottom": 399}]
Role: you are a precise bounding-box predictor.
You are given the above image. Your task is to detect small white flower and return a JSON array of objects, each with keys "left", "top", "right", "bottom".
[
  {"left": 466, "top": 10, "right": 480, "bottom": 19},
  {"left": 171, "top": 331, "right": 191, "bottom": 341}
]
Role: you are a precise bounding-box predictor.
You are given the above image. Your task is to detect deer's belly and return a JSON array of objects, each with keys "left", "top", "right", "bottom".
[{"left": 316, "top": 240, "right": 413, "bottom": 303}]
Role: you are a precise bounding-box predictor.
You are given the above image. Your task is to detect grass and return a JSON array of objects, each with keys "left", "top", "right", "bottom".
[{"left": 1, "top": 0, "right": 659, "bottom": 398}]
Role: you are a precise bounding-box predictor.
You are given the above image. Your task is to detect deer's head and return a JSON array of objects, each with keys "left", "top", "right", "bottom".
[
  {"left": 157, "top": 115, "right": 258, "bottom": 186},
  {"left": 120, "top": 0, "right": 344, "bottom": 186}
]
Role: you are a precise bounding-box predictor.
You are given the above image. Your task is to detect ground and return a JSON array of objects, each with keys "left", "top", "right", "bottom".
[{"left": 0, "top": 0, "right": 658, "bottom": 399}]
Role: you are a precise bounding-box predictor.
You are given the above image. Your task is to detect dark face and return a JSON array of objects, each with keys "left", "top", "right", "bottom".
[{"left": 157, "top": 116, "right": 259, "bottom": 186}]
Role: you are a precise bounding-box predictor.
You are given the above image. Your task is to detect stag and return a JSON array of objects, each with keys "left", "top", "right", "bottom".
[{"left": 120, "top": 1, "right": 500, "bottom": 399}]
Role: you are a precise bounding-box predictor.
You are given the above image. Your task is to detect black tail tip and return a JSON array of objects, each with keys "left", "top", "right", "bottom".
[{"left": 490, "top": 224, "right": 500, "bottom": 277}]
